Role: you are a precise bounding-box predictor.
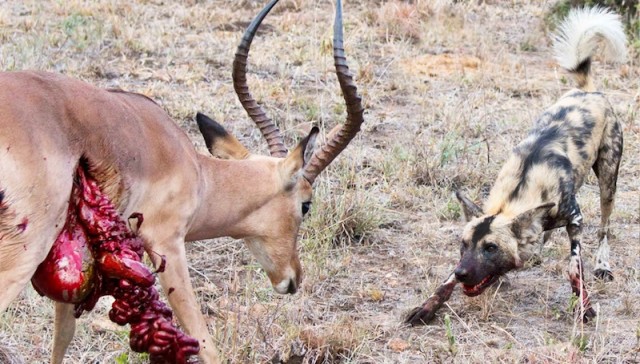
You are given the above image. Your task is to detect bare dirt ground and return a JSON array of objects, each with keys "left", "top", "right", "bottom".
[{"left": 0, "top": 0, "right": 639, "bottom": 363}]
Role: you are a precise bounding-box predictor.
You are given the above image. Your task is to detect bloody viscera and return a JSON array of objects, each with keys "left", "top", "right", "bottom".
[{"left": 31, "top": 161, "right": 199, "bottom": 363}]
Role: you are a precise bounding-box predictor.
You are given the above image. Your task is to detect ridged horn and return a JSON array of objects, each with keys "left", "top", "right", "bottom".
[
  {"left": 233, "top": 0, "right": 288, "bottom": 157},
  {"left": 303, "top": 0, "right": 364, "bottom": 184}
]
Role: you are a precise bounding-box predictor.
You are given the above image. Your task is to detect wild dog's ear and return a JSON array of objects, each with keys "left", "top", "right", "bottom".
[
  {"left": 510, "top": 203, "right": 555, "bottom": 241},
  {"left": 455, "top": 191, "right": 483, "bottom": 222},
  {"left": 281, "top": 127, "right": 319, "bottom": 181},
  {"left": 196, "top": 112, "right": 250, "bottom": 160}
]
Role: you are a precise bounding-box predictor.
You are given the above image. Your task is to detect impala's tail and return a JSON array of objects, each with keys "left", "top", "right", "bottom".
[{"left": 553, "top": 7, "right": 627, "bottom": 91}]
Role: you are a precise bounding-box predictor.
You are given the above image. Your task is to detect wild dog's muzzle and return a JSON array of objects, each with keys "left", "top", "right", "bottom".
[
  {"left": 454, "top": 259, "right": 501, "bottom": 297},
  {"left": 456, "top": 267, "right": 499, "bottom": 297}
]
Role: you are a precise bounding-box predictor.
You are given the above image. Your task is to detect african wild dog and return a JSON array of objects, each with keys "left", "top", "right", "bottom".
[{"left": 406, "top": 7, "right": 627, "bottom": 325}]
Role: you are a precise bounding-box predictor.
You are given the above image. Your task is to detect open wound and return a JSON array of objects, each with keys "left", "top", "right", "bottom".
[{"left": 31, "top": 161, "right": 199, "bottom": 363}]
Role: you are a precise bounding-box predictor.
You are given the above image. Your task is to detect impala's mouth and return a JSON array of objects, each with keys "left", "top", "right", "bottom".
[{"left": 462, "top": 275, "right": 499, "bottom": 297}]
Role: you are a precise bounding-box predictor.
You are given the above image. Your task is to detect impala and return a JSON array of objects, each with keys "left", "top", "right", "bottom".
[{"left": 0, "top": 0, "right": 363, "bottom": 362}]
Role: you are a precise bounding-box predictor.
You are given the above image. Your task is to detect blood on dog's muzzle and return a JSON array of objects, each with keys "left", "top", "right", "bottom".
[{"left": 454, "top": 252, "right": 482, "bottom": 286}]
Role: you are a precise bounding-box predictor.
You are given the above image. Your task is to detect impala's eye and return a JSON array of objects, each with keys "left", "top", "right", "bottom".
[{"left": 301, "top": 202, "right": 311, "bottom": 216}]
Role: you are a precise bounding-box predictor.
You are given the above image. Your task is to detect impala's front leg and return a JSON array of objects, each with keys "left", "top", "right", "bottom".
[
  {"left": 405, "top": 273, "right": 458, "bottom": 326},
  {"left": 153, "top": 239, "right": 221, "bottom": 364},
  {"left": 51, "top": 302, "right": 76, "bottom": 364}
]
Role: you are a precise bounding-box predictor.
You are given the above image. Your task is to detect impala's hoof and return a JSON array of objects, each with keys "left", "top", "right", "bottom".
[
  {"left": 594, "top": 269, "right": 614, "bottom": 282},
  {"left": 404, "top": 306, "right": 436, "bottom": 326}
]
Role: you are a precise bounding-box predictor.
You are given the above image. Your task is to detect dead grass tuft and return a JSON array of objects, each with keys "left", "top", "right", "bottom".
[
  {"left": 297, "top": 318, "right": 366, "bottom": 363},
  {"left": 0, "top": 333, "right": 24, "bottom": 364},
  {"left": 303, "top": 170, "right": 384, "bottom": 248},
  {"left": 376, "top": 1, "right": 434, "bottom": 43}
]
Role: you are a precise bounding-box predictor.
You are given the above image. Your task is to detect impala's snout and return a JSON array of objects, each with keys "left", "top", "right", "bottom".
[
  {"left": 287, "top": 279, "right": 297, "bottom": 294},
  {"left": 273, "top": 264, "right": 301, "bottom": 295},
  {"left": 243, "top": 237, "right": 303, "bottom": 295},
  {"left": 275, "top": 277, "right": 298, "bottom": 295}
]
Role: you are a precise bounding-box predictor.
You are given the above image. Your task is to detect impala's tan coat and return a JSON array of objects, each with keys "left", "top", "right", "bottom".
[{"left": 0, "top": 70, "right": 314, "bottom": 362}]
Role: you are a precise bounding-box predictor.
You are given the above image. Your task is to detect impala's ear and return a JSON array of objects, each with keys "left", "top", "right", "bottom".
[
  {"left": 510, "top": 203, "right": 555, "bottom": 240},
  {"left": 455, "top": 190, "right": 483, "bottom": 222},
  {"left": 196, "top": 112, "right": 250, "bottom": 160},
  {"left": 281, "top": 127, "right": 319, "bottom": 180}
]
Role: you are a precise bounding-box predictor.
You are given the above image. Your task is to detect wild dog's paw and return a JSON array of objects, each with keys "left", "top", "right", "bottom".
[
  {"left": 594, "top": 269, "right": 614, "bottom": 282},
  {"left": 581, "top": 306, "right": 597, "bottom": 323},
  {"left": 404, "top": 305, "right": 437, "bottom": 326}
]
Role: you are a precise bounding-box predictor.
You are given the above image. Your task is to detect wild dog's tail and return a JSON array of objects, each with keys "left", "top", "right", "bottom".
[{"left": 553, "top": 7, "right": 627, "bottom": 91}]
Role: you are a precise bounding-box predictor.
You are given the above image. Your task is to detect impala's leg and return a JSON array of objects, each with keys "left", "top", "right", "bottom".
[
  {"left": 566, "top": 199, "right": 596, "bottom": 322},
  {"left": 592, "top": 119, "right": 622, "bottom": 281},
  {"left": 405, "top": 273, "right": 458, "bottom": 326},
  {"left": 0, "top": 223, "right": 64, "bottom": 312},
  {"left": 0, "top": 238, "right": 44, "bottom": 312},
  {"left": 50, "top": 302, "right": 76, "bottom": 364},
  {"left": 0, "top": 158, "right": 71, "bottom": 313},
  {"left": 0, "top": 217, "right": 68, "bottom": 362},
  {"left": 151, "top": 239, "right": 220, "bottom": 364}
]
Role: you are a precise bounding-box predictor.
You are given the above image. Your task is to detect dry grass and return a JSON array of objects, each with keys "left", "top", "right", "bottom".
[{"left": 1, "top": 0, "right": 639, "bottom": 363}]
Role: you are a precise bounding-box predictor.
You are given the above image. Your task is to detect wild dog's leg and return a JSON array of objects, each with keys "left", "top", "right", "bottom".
[
  {"left": 51, "top": 303, "right": 76, "bottom": 364},
  {"left": 405, "top": 273, "right": 458, "bottom": 326},
  {"left": 531, "top": 230, "right": 554, "bottom": 266},
  {"left": 566, "top": 199, "right": 596, "bottom": 321},
  {"left": 592, "top": 118, "right": 623, "bottom": 281},
  {"left": 151, "top": 238, "right": 221, "bottom": 364}
]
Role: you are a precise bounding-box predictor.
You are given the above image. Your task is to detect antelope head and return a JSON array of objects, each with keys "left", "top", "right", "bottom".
[{"left": 194, "top": 0, "right": 363, "bottom": 295}]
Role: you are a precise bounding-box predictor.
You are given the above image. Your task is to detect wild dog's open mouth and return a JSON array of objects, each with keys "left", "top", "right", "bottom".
[{"left": 462, "top": 275, "right": 499, "bottom": 297}]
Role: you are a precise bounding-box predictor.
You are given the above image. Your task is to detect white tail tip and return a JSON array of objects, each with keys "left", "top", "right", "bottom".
[{"left": 553, "top": 6, "right": 627, "bottom": 71}]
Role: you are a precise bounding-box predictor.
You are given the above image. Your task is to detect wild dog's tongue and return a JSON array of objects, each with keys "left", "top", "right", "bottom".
[
  {"left": 462, "top": 284, "right": 479, "bottom": 296},
  {"left": 31, "top": 163, "right": 199, "bottom": 363},
  {"left": 461, "top": 276, "right": 490, "bottom": 297}
]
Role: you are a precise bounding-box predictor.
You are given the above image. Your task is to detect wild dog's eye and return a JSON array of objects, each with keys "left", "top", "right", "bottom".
[
  {"left": 301, "top": 201, "right": 311, "bottom": 215},
  {"left": 483, "top": 243, "right": 498, "bottom": 253},
  {"left": 460, "top": 240, "right": 468, "bottom": 255}
]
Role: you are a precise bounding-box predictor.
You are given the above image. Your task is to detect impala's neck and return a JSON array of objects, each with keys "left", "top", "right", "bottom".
[{"left": 185, "top": 154, "right": 280, "bottom": 242}]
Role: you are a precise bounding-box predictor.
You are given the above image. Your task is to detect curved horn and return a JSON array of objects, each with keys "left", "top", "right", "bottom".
[
  {"left": 303, "top": 0, "right": 365, "bottom": 185},
  {"left": 233, "top": 0, "right": 288, "bottom": 157}
]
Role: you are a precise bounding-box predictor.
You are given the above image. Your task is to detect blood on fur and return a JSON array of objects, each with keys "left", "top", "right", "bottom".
[
  {"left": 31, "top": 162, "right": 199, "bottom": 363},
  {"left": 405, "top": 274, "right": 457, "bottom": 326},
  {"left": 16, "top": 217, "right": 28, "bottom": 233}
]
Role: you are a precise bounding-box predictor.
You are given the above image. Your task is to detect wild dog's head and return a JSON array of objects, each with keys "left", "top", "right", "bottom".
[{"left": 454, "top": 191, "right": 554, "bottom": 297}]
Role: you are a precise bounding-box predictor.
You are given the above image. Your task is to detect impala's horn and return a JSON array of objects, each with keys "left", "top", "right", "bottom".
[
  {"left": 303, "top": 0, "right": 365, "bottom": 185},
  {"left": 233, "top": 0, "right": 288, "bottom": 158}
]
